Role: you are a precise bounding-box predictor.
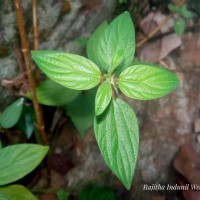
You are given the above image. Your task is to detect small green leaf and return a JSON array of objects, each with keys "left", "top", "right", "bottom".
[
  {"left": 87, "top": 21, "right": 108, "bottom": 71},
  {"left": 180, "top": 4, "right": 193, "bottom": 19},
  {"left": 0, "top": 98, "right": 24, "bottom": 128},
  {"left": 173, "top": 18, "right": 186, "bottom": 37},
  {"left": 97, "top": 11, "right": 135, "bottom": 72},
  {"left": 65, "top": 89, "right": 96, "bottom": 137},
  {"left": 74, "top": 37, "right": 88, "bottom": 47},
  {"left": 32, "top": 51, "right": 101, "bottom": 90},
  {"left": 110, "top": 49, "right": 125, "bottom": 72},
  {"left": 118, "top": 63, "right": 179, "bottom": 100},
  {"left": 168, "top": 3, "right": 180, "bottom": 14},
  {"left": 16, "top": 105, "right": 35, "bottom": 139},
  {"left": 0, "top": 185, "right": 37, "bottom": 200},
  {"left": 95, "top": 82, "right": 112, "bottom": 116},
  {"left": 56, "top": 188, "right": 69, "bottom": 200},
  {"left": 78, "top": 184, "right": 118, "bottom": 200},
  {"left": 0, "top": 144, "right": 49, "bottom": 185},
  {"left": 118, "top": 0, "right": 127, "bottom": 4},
  {"left": 94, "top": 98, "right": 139, "bottom": 189},
  {"left": 26, "top": 79, "right": 80, "bottom": 106}
]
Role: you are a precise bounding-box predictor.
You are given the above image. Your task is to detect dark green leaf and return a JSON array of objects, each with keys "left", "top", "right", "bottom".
[
  {"left": 56, "top": 189, "right": 69, "bottom": 200},
  {"left": 32, "top": 51, "right": 101, "bottom": 90},
  {"left": 16, "top": 105, "right": 35, "bottom": 139},
  {"left": 0, "top": 144, "right": 49, "bottom": 185},
  {"left": 65, "top": 89, "right": 96, "bottom": 137},
  {"left": 26, "top": 79, "right": 80, "bottom": 106},
  {"left": 94, "top": 98, "right": 139, "bottom": 189},
  {"left": 0, "top": 98, "right": 24, "bottom": 128},
  {"left": 0, "top": 185, "right": 37, "bottom": 200},
  {"left": 0, "top": 140, "right": 2, "bottom": 149},
  {"left": 118, "top": 63, "right": 179, "bottom": 100},
  {"left": 173, "top": 18, "right": 186, "bottom": 36},
  {"left": 87, "top": 21, "right": 108, "bottom": 71},
  {"left": 95, "top": 82, "right": 112, "bottom": 116},
  {"left": 97, "top": 11, "right": 135, "bottom": 72},
  {"left": 78, "top": 184, "right": 118, "bottom": 200}
]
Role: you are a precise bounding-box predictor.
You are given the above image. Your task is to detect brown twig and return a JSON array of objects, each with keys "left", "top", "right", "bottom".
[
  {"left": 136, "top": 0, "right": 186, "bottom": 48},
  {"left": 32, "top": 0, "right": 41, "bottom": 85},
  {"left": 14, "top": 0, "right": 47, "bottom": 145},
  {"left": 32, "top": 0, "right": 39, "bottom": 50}
]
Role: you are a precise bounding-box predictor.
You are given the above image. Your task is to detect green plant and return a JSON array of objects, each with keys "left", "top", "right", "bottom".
[
  {"left": 0, "top": 144, "right": 49, "bottom": 199},
  {"left": 31, "top": 11, "right": 179, "bottom": 189},
  {"left": 168, "top": 2, "right": 194, "bottom": 36}
]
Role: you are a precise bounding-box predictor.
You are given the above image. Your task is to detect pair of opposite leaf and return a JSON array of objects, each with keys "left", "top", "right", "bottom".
[{"left": 32, "top": 11, "right": 179, "bottom": 189}]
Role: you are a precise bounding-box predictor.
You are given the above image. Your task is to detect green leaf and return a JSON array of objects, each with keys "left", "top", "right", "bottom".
[
  {"left": 32, "top": 51, "right": 101, "bottom": 90},
  {"left": 0, "top": 192, "right": 9, "bottom": 200},
  {"left": 94, "top": 98, "right": 139, "bottom": 189},
  {"left": 26, "top": 79, "right": 80, "bottom": 106},
  {"left": 78, "top": 184, "right": 118, "bottom": 200},
  {"left": 168, "top": 3, "right": 180, "bottom": 14},
  {"left": 65, "top": 89, "right": 96, "bottom": 137},
  {"left": 97, "top": 11, "right": 135, "bottom": 72},
  {"left": 118, "top": 63, "right": 179, "bottom": 100},
  {"left": 87, "top": 21, "right": 108, "bottom": 71},
  {"left": 16, "top": 105, "right": 35, "bottom": 139},
  {"left": 56, "top": 189, "right": 69, "bottom": 200},
  {"left": 110, "top": 49, "right": 125, "bottom": 72},
  {"left": 0, "top": 98, "right": 24, "bottom": 129},
  {"left": 0, "top": 144, "right": 49, "bottom": 185},
  {"left": 118, "top": 0, "right": 127, "bottom": 4},
  {"left": 74, "top": 37, "right": 88, "bottom": 47},
  {"left": 0, "top": 185, "right": 37, "bottom": 200},
  {"left": 180, "top": 4, "right": 193, "bottom": 19},
  {"left": 173, "top": 18, "right": 186, "bottom": 36},
  {"left": 95, "top": 82, "right": 112, "bottom": 116}
]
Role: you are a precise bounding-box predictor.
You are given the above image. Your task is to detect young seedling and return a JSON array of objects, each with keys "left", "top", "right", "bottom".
[
  {"left": 168, "top": 3, "right": 194, "bottom": 36},
  {"left": 32, "top": 11, "right": 179, "bottom": 189}
]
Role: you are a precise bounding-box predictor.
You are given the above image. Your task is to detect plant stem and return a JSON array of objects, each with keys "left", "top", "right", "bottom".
[
  {"left": 32, "top": 0, "right": 41, "bottom": 85},
  {"left": 32, "top": 0, "right": 39, "bottom": 50},
  {"left": 14, "top": 0, "right": 47, "bottom": 145},
  {"left": 136, "top": 0, "right": 186, "bottom": 48}
]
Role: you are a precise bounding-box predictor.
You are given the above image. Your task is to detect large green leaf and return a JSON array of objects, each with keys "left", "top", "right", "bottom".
[
  {"left": 0, "top": 98, "right": 24, "bottom": 128},
  {"left": 0, "top": 144, "right": 49, "bottom": 185},
  {"left": 94, "top": 98, "right": 139, "bottom": 189},
  {"left": 95, "top": 82, "right": 112, "bottom": 116},
  {"left": 87, "top": 21, "right": 108, "bottom": 71},
  {"left": 32, "top": 51, "right": 102, "bottom": 90},
  {"left": 65, "top": 89, "right": 96, "bottom": 138},
  {"left": 173, "top": 18, "right": 186, "bottom": 37},
  {"left": 97, "top": 12, "right": 135, "bottom": 72},
  {"left": 26, "top": 79, "right": 80, "bottom": 106},
  {"left": 78, "top": 184, "right": 118, "bottom": 200},
  {"left": 0, "top": 185, "right": 37, "bottom": 200},
  {"left": 118, "top": 63, "right": 179, "bottom": 100}
]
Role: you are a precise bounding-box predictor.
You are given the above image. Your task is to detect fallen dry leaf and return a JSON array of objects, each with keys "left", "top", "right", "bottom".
[
  {"left": 139, "top": 12, "right": 181, "bottom": 62},
  {"left": 174, "top": 144, "right": 200, "bottom": 185}
]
